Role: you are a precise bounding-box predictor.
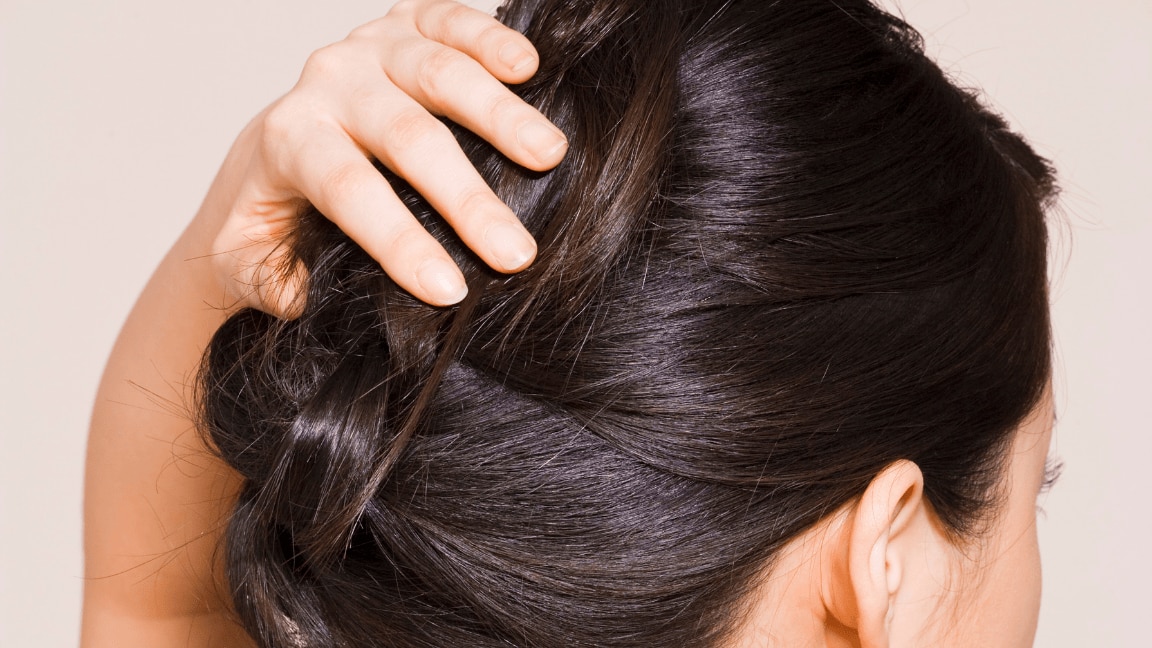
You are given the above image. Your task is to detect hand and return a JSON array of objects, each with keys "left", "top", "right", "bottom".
[{"left": 204, "top": 0, "right": 568, "bottom": 313}]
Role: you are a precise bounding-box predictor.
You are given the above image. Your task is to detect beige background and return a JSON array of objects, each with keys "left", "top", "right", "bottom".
[{"left": 1, "top": 0, "right": 1148, "bottom": 645}]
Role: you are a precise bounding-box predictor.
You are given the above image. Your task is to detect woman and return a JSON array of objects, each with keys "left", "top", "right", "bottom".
[{"left": 83, "top": 0, "right": 1059, "bottom": 646}]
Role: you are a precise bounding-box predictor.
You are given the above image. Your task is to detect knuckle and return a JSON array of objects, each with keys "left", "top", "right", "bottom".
[
  {"left": 261, "top": 101, "right": 301, "bottom": 143},
  {"left": 302, "top": 43, "right": 350, "bottom": 79},
  {"left": 389, "top": 0, "right": 419, "bottom": 17},
  {"left": 260, "top": 102, "right": 315, "bottom": 170},
  {"left": 454, "top": 187, "right": 499, "bottom": 220},
  {"left": 475, "top": 23, "right": 509, "bottom": 49},
  {"left": 415, "top": 46, "right": 464, "bottom": 99},
  {"left": 345, "top": 23, "right": 374, "bottom": 42},
  {"left": 385, "top": 108, "right": 450, "bottom": 154},
  {"left": 345, "top": 17, "right": 387, "bottom": 41},
  {"left": 317, "top": 162, "right": 368, "bottom": 203},
  {"left": 418, "top": 0, "right": 464, "bottom": 38},
  {"left": 439, "top": 2, "right": 473, "bottom": 30},
  {"left": 383, "top": 224, "right": 434, "bottom": 262},
  {"left": 485, "top": 92, "right": 528, "bottom": 133}
]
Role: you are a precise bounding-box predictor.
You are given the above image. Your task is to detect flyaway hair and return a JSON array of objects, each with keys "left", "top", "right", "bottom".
[{"left": 199, "top": 0, "right": 1057, "bottom": 645}]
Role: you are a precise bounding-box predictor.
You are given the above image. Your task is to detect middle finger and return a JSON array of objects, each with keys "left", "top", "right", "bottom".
[{"left": 342, "top": 77, "right": 539, "bottom": 275}]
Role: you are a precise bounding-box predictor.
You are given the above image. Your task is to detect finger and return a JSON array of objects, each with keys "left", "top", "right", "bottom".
[
  {"left": 210, "top": 214, "right": 308, "bottom": 319},
  {"left": 345, "top": 89, "right": 538, "bottom": 274},
  {"left": 289, "top": 127, "right": 469, "bottom": 306},
  {"left": 411, "top": 0, "right": 540, "bottom": 84},
  {"left": 386, "top": 37, "right": 567, "bottom": 172},
  {"left": 250, "top": 242, "right": 308, "bottom": 319}
]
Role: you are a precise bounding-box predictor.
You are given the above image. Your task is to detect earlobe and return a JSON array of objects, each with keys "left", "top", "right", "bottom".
[{"left": 831, "top": 460, "right": 926, "bottom": 648}]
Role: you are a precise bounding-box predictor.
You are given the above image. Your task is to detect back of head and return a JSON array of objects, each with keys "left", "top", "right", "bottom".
[{"left": 201, "top": 0, "right": 1056, "bottom": 645}]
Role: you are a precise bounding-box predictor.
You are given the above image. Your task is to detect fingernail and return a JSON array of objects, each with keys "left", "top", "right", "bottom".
[
  {"left": 485, "top": 221, "right": 537, "bottom": 272},
  {"left": 416, "top": 258, "right": 468, "bottom": 305},
  {"left": 499, "top": 42, "right": 535, "bottom": 73},
  {"left": 517, "top": 120, "right": 568, "bottom": 165}
]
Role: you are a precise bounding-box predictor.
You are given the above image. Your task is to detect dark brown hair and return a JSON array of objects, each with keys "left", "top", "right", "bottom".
[{"left": 200, "top": 0, "right": 1057, "bottom": 645}]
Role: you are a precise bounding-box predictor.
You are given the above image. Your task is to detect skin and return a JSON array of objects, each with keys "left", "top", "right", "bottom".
[
  {"left": 208, "top": 0, "right": 567, "bottom": 313},
  {"left": 83, "top": 1, "right": 1055, "bottom": 645},
  {"left": 82, "top": 2, "right": 565, "bottom": 645},
  {"left": 733, "top": 389, "right": 1056, "bottom": 647}
]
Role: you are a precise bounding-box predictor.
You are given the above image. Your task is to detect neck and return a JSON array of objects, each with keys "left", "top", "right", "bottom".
[{"left": 727, "top": 512, "right": 856, "bottom": 648}]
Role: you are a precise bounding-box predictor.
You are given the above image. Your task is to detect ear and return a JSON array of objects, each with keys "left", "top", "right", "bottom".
[{"left": 843, "top": 460, "right": 925, "bottom": 648}]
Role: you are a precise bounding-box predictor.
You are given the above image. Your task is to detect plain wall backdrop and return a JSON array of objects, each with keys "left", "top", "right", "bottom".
[{"left": 1, "top": 0, "right": 1148, "bottom": 645}]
